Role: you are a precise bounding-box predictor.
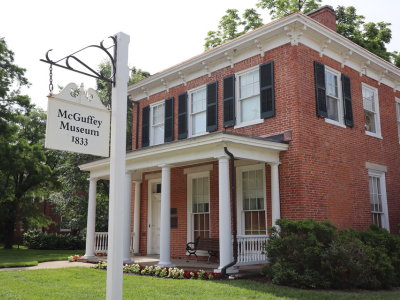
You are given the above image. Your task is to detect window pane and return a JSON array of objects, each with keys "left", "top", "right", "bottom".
[
  {"left": 251, "top": 211, "right": 259, "bottom": 230},
  {"left": 205, "top": 214, "right": 209, "bottom": 230},
  {"left": 363, "top": 88, "right": 375, "bottom": 112},
  {"left": 194, "top": 214, "right": 199, "bottom": 230},
  {"left": 364, "top": 109, "right": 376, "bottom": 133},
  {"left": 260, "top": 212, "right": 266, "bottom": 231},
  {"left": 327, "top": 96, "right": 339, "bottom": 121},
  {"left": 153, "top": 125, "right": 164, "bottom": 145},
  {"left": 240, "top": 86, "right": 247, "bottom": 99},
  {"left": 241, "top": 95, "right": 260, "bottom": 122},
  {"left": 192, "top": 110, "right": 206, "bottom": 135},
  {"left": 198, "top": 178, "right": 203, "bottom": 194},
  {"left": 245, "top": 212, "right": 251, "bottom": 231}
]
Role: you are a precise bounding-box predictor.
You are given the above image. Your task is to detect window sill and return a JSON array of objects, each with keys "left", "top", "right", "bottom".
[
  {"left": 189, "top": 131, "right": 208, "bottom": 138},
  {"left": 234, "top": 119, "right": 264, "bottom": 129},
  {"left": 60, "top": 229, "right": 71, "bottom": 232},
  {"left": 324, "top": 118, "right": 346, "bottom": 129},
  {"left": 365, "top": 131, "right": 383, "bottom": 139}
]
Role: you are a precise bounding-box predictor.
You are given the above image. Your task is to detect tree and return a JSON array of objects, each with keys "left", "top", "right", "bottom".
[
  {"left": 336, "top": 6, "right": 399, "bottom": 67},
  {"left": 256, "top": 0, "right": 322, "bottom": 19},
  {"left": 203, "top": 3, "right": 400, "bottom": 68},
  {"left": 204, "top": 9, "right": 264, "bottom": 51}
]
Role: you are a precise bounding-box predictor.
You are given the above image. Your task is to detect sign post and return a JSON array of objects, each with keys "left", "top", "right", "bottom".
[
  {"left": 41, "top": 31, "right": 130, "bottom": 300},
  {"left": 106, "top": 32, "right": 130, "bottom": 300}
]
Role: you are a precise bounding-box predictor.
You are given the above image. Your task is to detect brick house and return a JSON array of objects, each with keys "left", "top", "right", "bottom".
[{"left": 79, "top": 6, "right": 400, "bottom": 273}]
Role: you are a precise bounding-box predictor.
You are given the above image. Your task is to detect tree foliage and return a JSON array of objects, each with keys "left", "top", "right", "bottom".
[
  {"left": 204, "top": 9, "right": 263, "bottom": 51},
  {"left": 256, "top": 0, "right": 321, "bottom": 19}
]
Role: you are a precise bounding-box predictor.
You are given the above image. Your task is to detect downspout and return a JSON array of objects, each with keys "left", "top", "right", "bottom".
[{"left": 221, "top": 146, "right": 238, "bottom": 278}]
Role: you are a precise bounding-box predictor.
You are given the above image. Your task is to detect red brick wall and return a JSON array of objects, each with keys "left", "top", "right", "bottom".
[{"left": 307, "top": 6, "right": 337, "bottom": 32}]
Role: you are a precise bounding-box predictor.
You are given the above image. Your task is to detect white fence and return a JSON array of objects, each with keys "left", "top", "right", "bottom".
[
  {"left": 234, "top": 235, "right": 269, "bottom": 266},
  {"left": 94, "top": 232, "right": 134, "bottom": 254}
]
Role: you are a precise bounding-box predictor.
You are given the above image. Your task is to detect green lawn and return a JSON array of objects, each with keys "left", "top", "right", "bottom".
[
  {"left": 0, "top": 243, "right": 84, "bottom": 268},
  {"left": 0, "top": 267, "right": 399, "bottom": 300}
]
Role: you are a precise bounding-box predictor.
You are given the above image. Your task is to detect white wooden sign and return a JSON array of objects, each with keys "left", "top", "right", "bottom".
[{"left": 45, "top": 83, "right": 110, "bottom": 157}]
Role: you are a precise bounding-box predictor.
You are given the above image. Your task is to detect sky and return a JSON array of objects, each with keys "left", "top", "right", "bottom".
[{"left": 2, "top": 0, "right": 399, "bottom": 110}]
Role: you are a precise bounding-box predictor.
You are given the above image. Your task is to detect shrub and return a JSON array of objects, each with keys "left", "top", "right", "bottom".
[
  {"left": 262, "top": 220, "right": 400, "bottom": 290},
  {"left": 23, "top": 230, "right": 85, "bottom": 250}
]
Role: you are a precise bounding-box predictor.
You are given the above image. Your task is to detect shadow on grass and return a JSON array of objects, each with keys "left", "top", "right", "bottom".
[{"left": 210, "top": 278, "right": 400, "bottom": 300}]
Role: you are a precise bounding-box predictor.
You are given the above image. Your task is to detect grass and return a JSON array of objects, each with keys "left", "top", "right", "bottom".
[
  {"left": 0, "top": 267, "right": 400, "bottom": 300},
  {"left": 0, "top": 243, "right": 84, "bottom": 268}
]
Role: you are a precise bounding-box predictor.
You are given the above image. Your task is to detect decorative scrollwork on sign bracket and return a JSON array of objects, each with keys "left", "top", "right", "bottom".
[{"left": 40, "top": 36, "right": 117, "bottom": 86}]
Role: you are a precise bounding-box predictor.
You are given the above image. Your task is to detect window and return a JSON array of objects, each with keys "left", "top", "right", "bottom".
[
  {"left": 368, "top": 170, "right": 389, "bottom": 231},
  {"left": 60, "top": 216, "right": 70, "bottom": 232},
  {"left": 396, "top": 99, "right": 400, "bottom": 142},
  {"left": 363, "top": 84, "right": 381, "bottom": 138},
  {"left": 151, "top": 102, "right": 164, "bottom": 145},
  {"left": 324, "top": 67, "right": 344, "bottom": 127},
  {"left": 237, "top": 165, "right": 267, "bottom": 236},
  {"left": 189, "top": 87, "right": 207, "bottom": 136},
  {"left": 236, "top": 67, "right": 263, "bottom": 127},
  {"left": 187, "top": 172, "right": 210, "bottom": 243}
]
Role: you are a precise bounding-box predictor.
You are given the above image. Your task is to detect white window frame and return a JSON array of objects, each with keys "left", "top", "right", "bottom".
[
  {"left": 395, "top": 98, "right": 400, "bottom": 144},
  {"left": 234, "top": 65, "right": 264, "bottom": 129},
  {"left": 368, "top": 169, "right": 390, "bottom": 232},
  {"left": 149, "top": 100, "right": 165, "bottom": 146},
  {"left": 324, "top": 66, "right": 346, "bottom": 128},
  {"left": 60, "top": 216, "right": 71, "bottom": 232},
  {"left": 236, "top": 164, "right": 267, "bottom": 236},
  {"left": 186, "top": 171, "right": 210, "bottom": 256},
  {"left": 362, "top": 83, "right": 382, "bottom": 139},
  {"left": 187, "top": 84, "right": 208, "bottom": 138},
  {"left": 20, "top": 222, "right": 24, "bottom": 232}
]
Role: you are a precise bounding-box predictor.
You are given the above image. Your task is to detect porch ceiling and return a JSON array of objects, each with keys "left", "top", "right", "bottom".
[{"left": 79, "top": 132, "right": 289, "bottom": 180}]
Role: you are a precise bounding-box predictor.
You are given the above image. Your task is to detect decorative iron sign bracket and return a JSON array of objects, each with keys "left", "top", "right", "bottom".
[{"left": 40, "top": 36, "right": 117, "bottom": 86}]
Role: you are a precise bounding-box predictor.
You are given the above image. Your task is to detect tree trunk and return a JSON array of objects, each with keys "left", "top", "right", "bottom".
[{"left": 3, "top": 217, "right": 16, "bottom": 249}]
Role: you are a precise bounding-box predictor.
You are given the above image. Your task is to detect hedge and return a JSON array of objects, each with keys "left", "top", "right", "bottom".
[{"left": 23, "top": 230, "right": 85, "bottom": 250}]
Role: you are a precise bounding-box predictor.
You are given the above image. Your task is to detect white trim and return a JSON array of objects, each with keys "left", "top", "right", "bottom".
[
  {"left": 186, "top": 171, "right": 210, "bottom": 257},
  {"left": 324, "top": 65, "right": 345, "bottom": 128},
  {"left": 144, "top": 172, "right": 162, "bottom": 180},
  {"left": 183, "top": 164, "right": 213, "bottom": 175},
  {"left": 150, "top": 100, "right": 165, "bottom": 146},
  {"left": 365, "top": 162, "right": 387, "bottom": 173},
  {"left": 236, "top": 164, "right": 267, "bottom": 236},
  {"left": 147, "top": 178, "right": 162, "bottom": 254},
  {"left": 234, "top": 118, "right": 264, "bottom": 129},
  {"left": 362, "top": 83, "right": 382, "bottom": 139},
  {"left": 187, "top": 84, "right": 207, "bottom": 138},
  {"left": 368, "top": 169, "right": 390, "bottom": 232}
]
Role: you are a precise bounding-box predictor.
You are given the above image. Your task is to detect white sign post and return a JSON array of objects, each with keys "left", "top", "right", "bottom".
[
  {"left": 45, "top": 83, "right": 110, "bottom": 157},
  {"left": 106, "top": 32, "right": 130, "bottom": 300}
]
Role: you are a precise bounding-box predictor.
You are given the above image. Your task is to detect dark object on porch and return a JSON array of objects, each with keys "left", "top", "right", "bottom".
[
  {"left": 186, "top": 237, "right": 219, "bottom": 264},
  {"left": 170, "top": 208, "right": 177, "bottom": 215},
  {"left": 171, "top": 216, "right": 178, "bottom": 228}
]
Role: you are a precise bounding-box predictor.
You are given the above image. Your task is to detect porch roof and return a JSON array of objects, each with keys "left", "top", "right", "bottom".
[{"left": 79, "top": 131, "right": 289, "bottom": 180}]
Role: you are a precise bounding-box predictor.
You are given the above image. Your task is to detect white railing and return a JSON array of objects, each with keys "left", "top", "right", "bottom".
[
  {"left": 234, "top": 235, "right": 269, "bottom": 266},
  {"left": 94, "top": 232, "right": 134, "bottom": 254}
]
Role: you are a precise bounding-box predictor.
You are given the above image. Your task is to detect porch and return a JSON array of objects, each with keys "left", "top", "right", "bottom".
[{"left": 79, "top": 132, "right": 288, "bottom": 273}]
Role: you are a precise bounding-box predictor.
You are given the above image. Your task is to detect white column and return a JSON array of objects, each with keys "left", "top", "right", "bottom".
[
  {"left": 82, "top": 178, "right": 98, "bottom": 260},
  {"left": 157, "top": 164, "right": 175, "bottom": 268},
  {"left": 214, "top": 155, "right": 238, "bottom": 274},
  {"left": 133, "top": 181, "right": 142, "bottom": 255},
  {"left": 269, "top": 162, "right": 281, "bottom": 226},
  {"left": 106, "top": 32, "right": 130, "bottom": 300},
  {"left": 123, "top": 173, "right": 134, "bottom": 264}
]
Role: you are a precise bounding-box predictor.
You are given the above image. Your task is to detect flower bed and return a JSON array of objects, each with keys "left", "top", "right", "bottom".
[
  {"left": 91, "top": 262, "right": 221, "bottom": 280},
  {"left": 95, "top": 253, "right": 107, "bottom": 257},
  {"left": 68, "top": 255, "right": 83, "bottom": 262}
]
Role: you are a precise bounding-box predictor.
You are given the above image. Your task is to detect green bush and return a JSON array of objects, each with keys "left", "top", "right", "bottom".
[
  {"left": 23, "top": 230, "right": 85, "bottom": 250},
  {"left": 261, "top": 219, "right": 400, "bottom": 290}
]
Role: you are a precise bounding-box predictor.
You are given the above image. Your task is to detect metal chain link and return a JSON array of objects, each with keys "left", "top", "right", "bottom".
[{"left": 49, "top": 65, "right": 54, "bottom": 94}]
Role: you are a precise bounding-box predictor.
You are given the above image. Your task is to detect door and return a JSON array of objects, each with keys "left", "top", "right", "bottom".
[{"left": 151, "top": 193, "right": 161, "bottom": 254}]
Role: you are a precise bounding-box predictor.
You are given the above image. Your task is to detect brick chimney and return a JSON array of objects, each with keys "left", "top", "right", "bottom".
[{"left": 306, "top": 5, "right": 337, "bottom": 32}]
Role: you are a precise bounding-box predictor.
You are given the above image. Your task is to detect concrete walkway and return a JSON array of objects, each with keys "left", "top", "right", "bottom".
[{"left": 0, "top": 260, "right": 92, "bottom": 272}]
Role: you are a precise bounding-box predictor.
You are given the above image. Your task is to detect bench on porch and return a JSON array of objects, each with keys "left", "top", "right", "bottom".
[{"left": 186, "top": 237, "right": 219, "bottom": 264}]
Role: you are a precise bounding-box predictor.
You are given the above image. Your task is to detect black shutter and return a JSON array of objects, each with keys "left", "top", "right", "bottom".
[
  {"left": 314, "top": 61, "right": 328, "bottom": 118},
  {"left": 223, "top": 75, "right": 235, "bottom": 127},
  {"left": 141, "top": 105, "right": 150, "bottom": 147},
  {"left": 260, "top": 61, "right": 275, "bottom": 119},
  {"left": 341, "top": 74, "right": 354, "bottom": 127},
  {"left": 178, "top": 92, "right": 187, "bottom": 139},
  {"left": 164, "top": 97, "right": 174, "bottom": 142},
  {"left": 206, "top": 81, "right": 218, "bottom": 132}
]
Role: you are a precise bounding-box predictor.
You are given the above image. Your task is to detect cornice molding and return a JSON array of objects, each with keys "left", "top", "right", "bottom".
[
  {"left": 319, "top": 38, "right": 331, "bottom": 57},
  {"left": 178, "top": 71, "right": 187, "bottom": 86},
  {"left": 341, "top": 50, "right": 352, "bottom": 68},
  {"left": 225, "top": 52, "right": 234, "bottom": 68},
  {"left": 360, "top": 60, "right": 370, "bottom": 77},
  {"left": 161, "top": 78, "right": 169, "bottom": 92},
  {"left": 254, "top": 39, "right": 264, "bottom": 57},
  {"left": 201, "top": 61, "right": 211, "bottom": 77}
]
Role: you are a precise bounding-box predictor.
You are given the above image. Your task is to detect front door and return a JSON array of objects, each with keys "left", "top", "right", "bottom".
[{"left": 150, "top": 186, "right": 161, "bottom": 254}]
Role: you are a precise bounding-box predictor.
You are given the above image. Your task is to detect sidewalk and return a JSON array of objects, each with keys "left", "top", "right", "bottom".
[{"left": 0, "top": 260, "right": 92, "bottom": 272}]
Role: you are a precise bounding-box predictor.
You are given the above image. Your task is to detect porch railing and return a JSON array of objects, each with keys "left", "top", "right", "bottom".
[
  {"left": 94, "top": 232, "right": 134, "bottom": 254},
  {"left": 234, "top": 235, "right": 269, "bottom": 266}
]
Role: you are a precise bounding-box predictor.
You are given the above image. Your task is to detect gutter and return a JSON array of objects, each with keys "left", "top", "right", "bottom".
[{"left": 221, "top": 146, "right": 238, "bottom": 278}]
